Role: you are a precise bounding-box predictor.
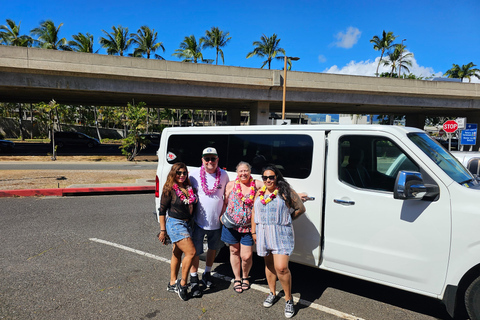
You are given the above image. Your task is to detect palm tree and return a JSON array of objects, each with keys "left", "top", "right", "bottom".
[
  {"left": 0, "top": 19, "right": 33, "bottom": 46},
  {"left": 201, "top": 26, "right": 231, "bottom": 65},
  {"left": 68, "top": 32, "right": 96, "bottom": 53},
  {"left": 444, "top": 62, "right": 480, "bottom": 82},
  {"left": 370, "top": 30, "right": 397, "bottom": 77},
  {"left": 131, "top": 25, "right": 165, "bottom": 59},
  {"left": 30, "top": 20, "right": 69, "bottom": 50},
  {"left": 172, "top": 35, "right": 212, "bottom": 63},
  {"left": 383, "top": 44, "right": 413, "bottom": 77},
  {"left": 246, "top": 34, "right": 286, "bottom": 69},
  {"left": 99, "top": 25, "right": 132, "bottom": 56}
]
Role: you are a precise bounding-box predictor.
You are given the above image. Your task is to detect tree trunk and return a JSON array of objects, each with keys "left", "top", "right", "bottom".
[
  {"left": 30, "top": 103, "right": 34, "bottom": 139},
  {"left": 18, "top": 103, "right": 25, "bottom": 140},
  {"left": 94, "top": 106, "right": 102, "bottom": 140},
  {"left": 55, "top": 107, "right": 61, "bottom": 131}
]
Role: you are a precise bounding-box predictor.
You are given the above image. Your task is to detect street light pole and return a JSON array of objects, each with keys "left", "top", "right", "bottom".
[{"left": 282, "top": 56, "right": 300, "bottom": 120}]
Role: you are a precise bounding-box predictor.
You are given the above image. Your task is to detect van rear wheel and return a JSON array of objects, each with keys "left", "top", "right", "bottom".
[{"left": 465, "top": 275, "right": 480, "bottom": 320}]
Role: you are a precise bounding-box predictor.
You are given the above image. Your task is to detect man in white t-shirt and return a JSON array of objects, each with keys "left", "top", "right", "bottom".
[{"left": 188, "top": 147, "right": 229, "bottom": 297}]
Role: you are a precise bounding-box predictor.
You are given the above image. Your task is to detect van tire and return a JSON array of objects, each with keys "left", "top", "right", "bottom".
[{"left": 465, "top": 275, "right": 480, "bottom": 320}]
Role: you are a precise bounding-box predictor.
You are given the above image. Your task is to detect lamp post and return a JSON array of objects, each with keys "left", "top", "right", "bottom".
[
  {"left": 398, "top": 39, "right": 406, "bottom": 78},
  {"left": 282, "top": 56, "right": 300, "bottom": 120}
]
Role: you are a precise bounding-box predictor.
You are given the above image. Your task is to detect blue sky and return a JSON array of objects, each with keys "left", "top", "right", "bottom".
[{"left": 2, "top": 0, "right": 480, "bottom": 82}]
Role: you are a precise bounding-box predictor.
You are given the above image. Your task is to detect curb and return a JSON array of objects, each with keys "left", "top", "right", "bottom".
[{"left": 0, "top": 186, "right": 155, "bottom": 198}]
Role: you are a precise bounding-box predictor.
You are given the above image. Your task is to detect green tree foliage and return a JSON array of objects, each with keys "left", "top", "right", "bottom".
[
  {"left": 444, "top": 62, "right": 480, "bottom": 83},
  {"left": 30, "top": 20, "right": 70, "bottom": 50},
  {"left": 131, "top": 25, "right": 165, "bottom": 59},
  {"left": 246, "top": 34, "right": 286, "bottom": 69},
  {"left": 383, "top": 44, "right": 413, "bottom": 77},
  {"left": 68, "top": 33, "right": 96, "bottom": 53},
  {"left": 201, "top": 26, "right": 231, "bottom": 65},
  {"left": 0, "top": 19, "right": 33, "bottom": 46},
  {"left": 119, "top": 101, "right": 149, "bottom": 161},
  {"left": 370, "top": 30, "right": 397, "bottom": 77},
  {"left": 173, "top": 35, "right": 212, "bottom": 63},
  {"left": 99, "top": 25, "right": 132, "bottom": 56}
]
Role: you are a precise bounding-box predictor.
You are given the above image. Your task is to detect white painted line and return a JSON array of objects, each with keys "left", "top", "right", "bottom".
[{"left": 89, "top": 238, "right": 365, "bottom": 320}]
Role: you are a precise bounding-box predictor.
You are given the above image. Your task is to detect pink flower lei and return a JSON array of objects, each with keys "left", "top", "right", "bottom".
[
  {"left": 172, "top": 184, "right": 196, "bottom": 204},
  {"left": 200, "top": 165, "right": 221, "bottom": 196},
  {"left": 234, "top": 177, "right": 255, "bottom": 206}
]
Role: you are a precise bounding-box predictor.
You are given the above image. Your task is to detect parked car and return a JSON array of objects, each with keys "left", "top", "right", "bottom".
[
  {"left": 435, "top": 137, "right": 459, "bottom": 150},
  {"left": 452, "top": 151, "right": 480, "bottom": 176},
  {"left": 139, "top": 133, "right": 161, "bottom": 150},
  {"left": 0, "top": 139, "right": 15, "bottom": 152},
  {"left": 53, "top": 131, "right": 100, "bottom": 148}
]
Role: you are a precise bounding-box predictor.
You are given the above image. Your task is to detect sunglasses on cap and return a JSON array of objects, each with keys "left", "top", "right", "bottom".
[
  {"left": 262, "top": 175, "right": 276, "bottom": 181},
  {"left": 176, "top": 171, "right": 188, "bottom": 176},
  {"left": 203, "top": 157, "right": 217, "bottom": 162}
]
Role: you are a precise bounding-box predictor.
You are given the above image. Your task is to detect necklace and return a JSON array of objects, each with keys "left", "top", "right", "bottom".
[
  {"left": 259, "top": 185, "right": 279, "bottom": 205},
  {"left": 200, "top": 165, "right": 221, "bottom": 196},
  {"left": 172, "top": 184, "right": 196, "bottom": 204},
  {"left": 234, "top": 177, "right": 255, "bottom": 206}
]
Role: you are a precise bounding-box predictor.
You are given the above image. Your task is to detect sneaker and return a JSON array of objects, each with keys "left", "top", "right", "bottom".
[
  {"left": 263, "top": 292, "right": 276, "bottom": 308},
  {"left": 190, "top": 275, "right": 202, "bottom": 298},
  {"left": 202, "top": 272, "right": 214, "bottom": 288},
  {"left": 284, "top": 299, "right": 295, "bottom": 318},
  {"left": 167, "top": 282, "right": 177, "bottom": 293},
  {"left": 176, "top": 279, "right": 189, "bottom": 301}
]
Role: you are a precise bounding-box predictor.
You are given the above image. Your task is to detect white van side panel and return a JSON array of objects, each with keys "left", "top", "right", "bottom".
[{"left": 322, "top": 130, "right": 451, "bottom": 296}]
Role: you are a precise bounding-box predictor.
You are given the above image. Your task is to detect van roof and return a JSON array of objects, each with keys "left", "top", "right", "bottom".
[{"left": 162, "top": 124, "right": 424, "bottom": 134}]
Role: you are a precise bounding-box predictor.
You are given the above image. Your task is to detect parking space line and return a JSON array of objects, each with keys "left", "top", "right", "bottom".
[{"left": 89, "top": 238, "right": 365, "bottom": 320}]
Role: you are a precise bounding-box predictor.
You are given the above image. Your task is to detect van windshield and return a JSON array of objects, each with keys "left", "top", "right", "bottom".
[{"left": 408, "top": 133, "right": 474, "bottom": 184}]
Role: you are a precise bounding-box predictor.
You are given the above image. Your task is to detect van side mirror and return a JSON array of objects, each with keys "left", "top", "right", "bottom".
[{"left": 394, "top": 171, "right": 439, "bottom": 200}]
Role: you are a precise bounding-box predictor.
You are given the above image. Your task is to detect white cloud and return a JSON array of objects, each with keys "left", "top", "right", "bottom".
[
  {"left": 333, "top": 27, "right": 361, "bottom": 49},
  {"left": 318, "top": 55, "right": 327, "bottom": 63},
  {"left": 324, "top": 53, "right": 440, "bottom": 79}
]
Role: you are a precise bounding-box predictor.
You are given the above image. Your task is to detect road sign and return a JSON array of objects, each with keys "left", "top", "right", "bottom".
[
  {"left": 460, "top": 123, "right": 478, "bottom": 145},
  {"left": 456, "top": 117, "right": 466, "bottom": 129},
  {"left": 443, "top": 120, "right": 458, "bottom": 133}
]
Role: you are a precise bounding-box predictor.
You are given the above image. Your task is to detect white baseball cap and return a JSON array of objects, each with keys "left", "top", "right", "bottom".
[{"left": 202, "top": 147, "right": 218, "bottom": 156}]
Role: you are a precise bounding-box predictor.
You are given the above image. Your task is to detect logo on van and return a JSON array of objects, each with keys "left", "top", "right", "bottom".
[{"left": 166, "top": 152, "right": 177, "bottom": 161}]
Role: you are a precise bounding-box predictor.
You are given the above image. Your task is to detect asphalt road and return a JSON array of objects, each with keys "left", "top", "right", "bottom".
[
  {"left": 0, "top": 195, "right": 451, "bottom": 320},
  {"left": 2, "top": 142, "right": 158, "bottom": 156},
  {"left": 0, "top": 161, "right": 158, "bottom": 171}
]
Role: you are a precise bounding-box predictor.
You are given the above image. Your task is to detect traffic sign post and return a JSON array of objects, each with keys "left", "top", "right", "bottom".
[
  {"left": 460, "top": 123, "right": 478, "bottom": 151},
  {"left": 443, "top": 120, "right": 458, "bottom": 151}
]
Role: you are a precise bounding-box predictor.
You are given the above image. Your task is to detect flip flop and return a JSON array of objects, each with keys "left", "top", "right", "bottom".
[
  {"left": 233, "top": 280, "right": 243, "bottom": 293},
  {"left": 241, "top": 277, "right": 251, "bottom": 291}
]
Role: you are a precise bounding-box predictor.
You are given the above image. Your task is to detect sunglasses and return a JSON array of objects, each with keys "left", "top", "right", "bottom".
[
  {"left": 176, "top": 171, "right": 188, "bottom": 176},
  {"left": 203, "top": 157, "right": 217, "bottom": 162},
  {"left": 262, "top": 175, "right": 276, "bottom": 181}
]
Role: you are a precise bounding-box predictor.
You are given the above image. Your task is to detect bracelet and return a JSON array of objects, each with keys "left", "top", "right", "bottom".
[
  {"left": 251, "top": 232, "right": 256, "bottom": 234},
  {"left": 160, "top": 230, "right": 166, "bottom": 232}
]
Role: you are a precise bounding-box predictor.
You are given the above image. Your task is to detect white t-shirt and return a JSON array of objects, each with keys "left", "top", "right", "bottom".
[{"left": 190, "top": 167, "right": 229, "bottom": 230}]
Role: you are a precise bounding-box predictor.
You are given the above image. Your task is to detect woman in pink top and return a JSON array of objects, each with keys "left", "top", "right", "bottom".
[{"left": 221, "top": 162, "right": 263, "bottom": 293}]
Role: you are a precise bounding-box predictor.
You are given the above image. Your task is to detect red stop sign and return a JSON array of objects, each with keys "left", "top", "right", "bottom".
[{"left": 443, "top": 120, "right": 458, "bottom": 133}]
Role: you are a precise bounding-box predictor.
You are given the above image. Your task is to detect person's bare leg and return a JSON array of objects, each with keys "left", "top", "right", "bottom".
[{"left": 273, "top": 254, "right": 292, "bottom": 301}]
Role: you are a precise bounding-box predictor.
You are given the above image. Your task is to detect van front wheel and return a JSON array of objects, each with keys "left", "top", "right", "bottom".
[{"left": 465, "top": 275, "right": 480, "bottom": 320}]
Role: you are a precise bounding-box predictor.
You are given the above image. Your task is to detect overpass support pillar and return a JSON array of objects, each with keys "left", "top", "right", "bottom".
[
  {"left": 405, "top": 114, "right": 426, "bottom": 130},
  {"left": 227, "top": 109, "right": 241, "bottom": 125},
  {"left": 250, "top": 102, "right": 270, "bottom": 125}
]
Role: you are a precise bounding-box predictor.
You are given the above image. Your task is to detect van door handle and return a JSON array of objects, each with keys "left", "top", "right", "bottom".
[{"left": 334, "top": 199, "right": 355, "bottom": 205}]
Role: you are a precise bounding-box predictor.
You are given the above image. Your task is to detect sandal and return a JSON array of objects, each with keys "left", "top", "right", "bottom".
[
  {"left": 241, "top": 277, "right": 251, "bottom": 291},
  {"left": 233, "top": 280, "right": 243, "bottom": 293}
]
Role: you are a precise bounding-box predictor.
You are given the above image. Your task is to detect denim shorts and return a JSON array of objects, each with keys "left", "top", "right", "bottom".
[
  {"left": 221, "top": 225, "right": 254, "bottom": 246},
  {"left": 166, "top": 216, "right": 192, "bottom": 244},
  {"left": 192, "top": 225, "right": 223, "bottom": 256}
]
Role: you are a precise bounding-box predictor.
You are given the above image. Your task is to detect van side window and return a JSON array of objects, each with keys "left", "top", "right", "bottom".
[
  {"left": 167, "top": 134, "right": 313, "bottom": 179},
  {"left": 339, "top": 135, "right": 419, "bottom": 191}
]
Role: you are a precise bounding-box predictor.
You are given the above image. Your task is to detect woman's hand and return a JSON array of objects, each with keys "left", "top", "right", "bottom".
[
  {"left": 158, "top": 230, "right": 168, "bottom": 245},
  {"left": 252, "top": 232, "right": 257, "bottom": 244}
]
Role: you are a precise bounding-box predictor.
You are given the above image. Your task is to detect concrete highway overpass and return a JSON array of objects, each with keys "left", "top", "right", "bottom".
[{"left": 0, "top": 45, "right": 479, "bottom": 128}]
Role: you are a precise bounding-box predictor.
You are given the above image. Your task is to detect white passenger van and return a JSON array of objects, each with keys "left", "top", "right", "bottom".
[{"left": 155, "top": 124, "right": 480, "bottom": 319}]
